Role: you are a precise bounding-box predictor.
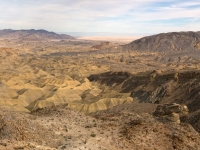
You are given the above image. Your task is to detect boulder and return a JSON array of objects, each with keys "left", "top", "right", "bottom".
[{"left": 153, "top": 103, "right": 189, "bottom": 123}]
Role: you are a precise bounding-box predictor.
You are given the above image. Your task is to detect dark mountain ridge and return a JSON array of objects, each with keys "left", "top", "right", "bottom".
[
  {"left": 0, "top": 29, "right": 75, "bottom": 40},
  {"left": 124, "top": 31, "right": 200, "bottom": 52}
]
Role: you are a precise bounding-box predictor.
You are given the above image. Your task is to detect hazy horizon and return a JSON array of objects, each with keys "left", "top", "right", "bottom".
[
  {"left": 0, "top": 28, "right": 152, "bottom": 38},
  {"left": 59, "top": 32, "right": 151, "bottom": 37},
  {"left": 1, "top": 29, "right": 199, "bottom": 39}
]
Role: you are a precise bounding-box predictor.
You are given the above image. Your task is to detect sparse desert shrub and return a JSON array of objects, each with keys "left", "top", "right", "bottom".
[
  {"left": 129, "top": 119, "right": 144, "bottom": 126},
  {"left": 90, "top": 133, "right": 96, "bottom": 137},
  {"left": 85, "top": 125, "right": 92, "bottom": 128}
]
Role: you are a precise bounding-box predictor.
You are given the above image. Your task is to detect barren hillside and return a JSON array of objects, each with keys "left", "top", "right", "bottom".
[
  {"left": 0, "top": 29, "right": 75, "bottom": 40},
  {"left": 0, "top": 31, "right": 200, "bottom": 149},
  {"left": 124, "top": 31, "right": 200, "bottom": 52}
]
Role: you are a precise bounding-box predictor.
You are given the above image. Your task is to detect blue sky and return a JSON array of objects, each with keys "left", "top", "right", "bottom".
[{"left": 0, "top": 0, "right": 200, "bottom": 36}]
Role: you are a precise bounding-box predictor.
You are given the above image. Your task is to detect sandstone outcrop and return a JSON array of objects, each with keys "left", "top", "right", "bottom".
[{"left": 153, "top": 103, "right": 189, "bottom": 123}]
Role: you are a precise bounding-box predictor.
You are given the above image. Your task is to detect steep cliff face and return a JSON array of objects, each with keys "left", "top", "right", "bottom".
[
  {"left": 88, "top": 71, "right": 200, "bottom": 112},
  {"left": 124, "top": 31, "right": 200, "bottom": 52},
  {"left": 88, "top": 70, "right": 200, "bottom": 132}
]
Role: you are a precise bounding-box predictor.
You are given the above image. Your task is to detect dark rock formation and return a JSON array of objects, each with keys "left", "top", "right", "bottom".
[{"left": 124, "top": 31, "right": 200, "bottom": 52}]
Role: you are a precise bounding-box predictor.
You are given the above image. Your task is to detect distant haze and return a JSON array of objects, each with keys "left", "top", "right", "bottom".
[{"left": 59, "top": 32, "right": 148, "bottom": 38}]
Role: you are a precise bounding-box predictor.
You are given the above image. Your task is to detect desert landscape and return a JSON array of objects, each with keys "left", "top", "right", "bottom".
[{"left": 1, "top": 29, "right": 200, "bottom": 150}]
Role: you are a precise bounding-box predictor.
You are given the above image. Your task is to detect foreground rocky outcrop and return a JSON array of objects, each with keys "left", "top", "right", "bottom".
[
  {"left": 153, "top": 103, "right": 189, "bottom": 123},
  {"left": 1, "top": 105, "right": 200, "bottom": 150},
  {"left": 94, "top": 108, "right": 200, "bottom": 150}
]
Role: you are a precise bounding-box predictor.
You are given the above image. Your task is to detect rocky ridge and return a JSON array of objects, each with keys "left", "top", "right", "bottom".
[
  {"left": 0, "top": 29, "right": 75, "bottom": 40},
  {"left": 124, "top": 31, "right": 200, "bottom": 52}
]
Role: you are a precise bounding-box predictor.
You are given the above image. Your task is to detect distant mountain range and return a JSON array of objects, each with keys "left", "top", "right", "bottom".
[
  {"left": 124, "top": 31, "right": 200, "bottom": 52},
  {"left": 0, "top": 29, "right": 75, "bottom": 40}
]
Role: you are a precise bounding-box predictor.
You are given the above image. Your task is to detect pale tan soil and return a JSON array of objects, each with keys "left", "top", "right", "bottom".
[{"left": 77, "top": 36, "right": 139, "bottom": 44}]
